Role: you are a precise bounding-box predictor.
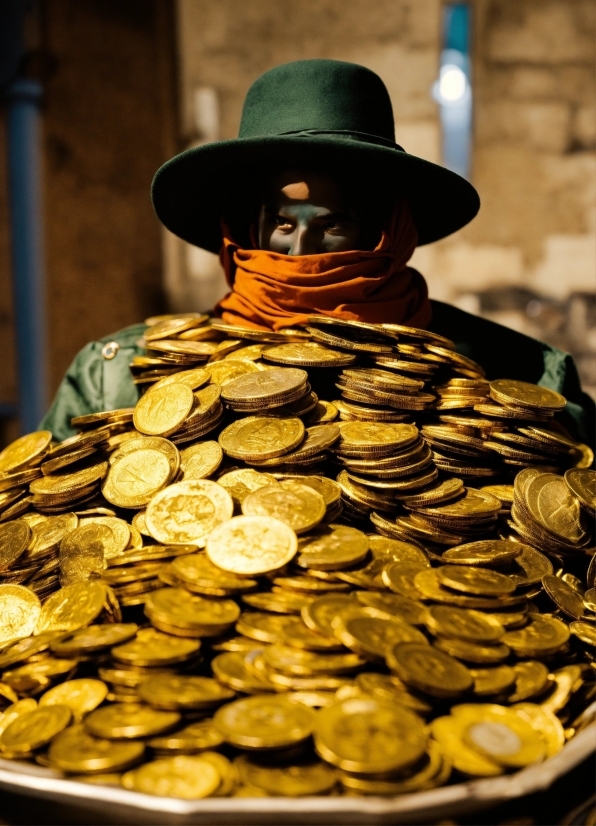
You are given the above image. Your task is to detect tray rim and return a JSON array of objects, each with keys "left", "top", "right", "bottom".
[{"left": 0, "top": 718, "right": 594, "bottom": 824}]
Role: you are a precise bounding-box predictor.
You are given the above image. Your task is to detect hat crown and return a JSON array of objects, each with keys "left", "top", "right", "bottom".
[{"left": 239, "top": 59, "right": 395, "bottom": 142}]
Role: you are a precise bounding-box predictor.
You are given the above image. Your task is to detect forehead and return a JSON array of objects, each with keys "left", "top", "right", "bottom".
[{"left": 264, "top": 170, "right": 350, "bottom": 207}]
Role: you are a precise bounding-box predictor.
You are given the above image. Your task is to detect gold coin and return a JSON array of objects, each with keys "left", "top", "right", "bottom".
[
  {"left": 111, "top": 626, "right": 200, "bottom": 666},
  {"left": 0, "top": 584, "right": 41, "bottom": 644},
  {"left": 382, "top": 562, "right": 431, "bottom": 600},
  {"left": 479, "top": 484, "right": 515, "bottom": 505},
  {"left": 152, "top": 365, "right": 210, "bottom": 391},
  {"left": 339, "top": 740, "right": 447, "bottom": 795},
  {"left": 296, "top": 524, "right": 368, "bottom": 571},
  {"left": 145, "top": 588, "right": 240, "bottom": 635},
  {"left": 85, "top": 703, "right": 181, "bottom": 739},
  {"left": 564, "top": 468, "right": 596, "bottom": 513},
  {"left": 454, "top": 703, "right": 546, "bottom": 768},
  {"left": 137, "top": 674, "right": 234, "bottom": 710},
  {"left": 148, "top": 719, "right": 225, "bottom": 755},
  {"left": 243, "top": 590, "right": 312, "bottom": 614},
  {"left": 526, "top": 473, "right": 588, "bottom": 546},
  {"left": 27, "top": 512, "right": 78, "bottom": 557},
  {"left": 103, "top": 449, "right": 173, "bottom": 508},
  {"left": 0, "top": 431, "right": 52, "bottom": 473},
  {"left": 1, "top": 704, "right": 71, "bottom": 753},
  {"left": 145, "top": 480, "right": 233, "bottom": 546},
  {"left": 235, "top": 612, "right": 294, "bottom": 644},
  {"left": 436, "top": 565, "right": 516, "bottom": 596},
  {"left": 442, "top": 540, "right": 523, "bottom": 567},
  {"left": 470, "top": 665, "right": 516, "bottom": 696},
  {"left": 0, "top": 521, "right": 31, "bottom": 571},
  {"left": 39, "top": 678, "right": 108, "bottom": 720},
  {"left": 242, "top": 482, "right": 326, "bottom": 534},
  {"left": 262, "top": 341, "right": 357, "bottom": 368},
  {"left": 48, "top": 723, "right": 145, "bottom": 773},
  {"left": 338, "top": 421, "right": 419, "bottom": 453},
  {"left": 252, "top": 424, "right": 340, "bottom": 466},
  {"left": 354, "top": 591, "right": 429, "bottom": 626},
  {"left": 542, "top": 575, "right": 585, "bottom": 620},
  {"left": 0, "top": 698, "right": 37, "bottom": 735},
  {"left": 50, "top": 624, "right": 138, "bottom": 656},
  {"left": 570, "top": 621, "right": 596, "bottom": 647},
  {"left": 236, "top": 755, "right": 337, "bottom": 796},
  {"left": 180, "top": 441, "right": 223, "bottom": 480},
  {"left": 171, "top": 553, "right": 257, "bottom": 595},
  {"left": 503, "top": 615, "right": 570, "bottom": 657},
  {"left": 388, "top": 641, "right": 473, "bottom": 697},
  {"left": 508, "top": 661, "right": 550, "bottom": 702},
  {"left": 213, "top": 695, "right": 315, "bottom": 749},
  {"left": 211, "top": 651, "right": 277, "bottom": 694},
  {"left": 263, "top": 646, "right": 365, "bottom": 675},
  {"left": 489, "top": 379, "right": 566, "bottom": 411},
  {"left": 430, "top": 715, "right": 503, "bottom": 777},
  {"left": 0, "top": 631, "right": 62, "bottom": 669},
  {"left": 434, "top": 637, "right": 510, "bottom": 665},
  {"left": 217, "top": 468, "right": 278, "bottom": 507},
  {"left": 133, "top": 383, "right": 195, "bottom": 437},
  {"left": 513, "top": 703, "right": 565, "bottom": 758},
  {"left": 219, "top": 416, "right": 305, "bottom": 461},
  {"left": 206, "top": 515, "right": 298, "bottom": 575},
  {"left": 121, "top": 755, "right": 220, "bottom": 798},
  {"left": 35, "top": 582, "right": 107, "bottom": 634},
  {"left": 280, "top": 617, "right": 345, "bottom": 651},
  {"left": 336, "top": 614, "right": 427, "bottom": 660},
  {"left": 427, "top": 605, "right": 505, "bottom": 643},
  {"left": 509, "top": 545, "right": 553, "bottom": 587},
  {"left": 301, "top": 594, "right": 356, "bottom": 637},
  {"left": 221, "top": 367, "right": 308, "bottom": 405},
  {"left": 315, "top": 697, "right": 427, "bottom": 774}
]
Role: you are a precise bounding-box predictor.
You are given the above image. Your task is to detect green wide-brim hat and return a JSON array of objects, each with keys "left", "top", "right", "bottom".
[{"left": 152, "top": 59, "right": 480, "bottom": 252}]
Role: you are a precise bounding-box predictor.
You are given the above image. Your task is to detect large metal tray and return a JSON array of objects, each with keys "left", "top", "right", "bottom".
[{"left": 0, "top": 719, "right": 594, "bottom": 825}]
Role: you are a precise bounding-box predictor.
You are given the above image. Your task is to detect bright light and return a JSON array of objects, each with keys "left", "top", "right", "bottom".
[{"left": 438, "top": 64, "right": 467, "bottom": 102}]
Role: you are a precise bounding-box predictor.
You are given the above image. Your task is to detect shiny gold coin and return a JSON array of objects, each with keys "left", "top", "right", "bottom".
[
  {"left": 387, "top": 641, "right": 473, "bottom": 697},
  {"left": 297, "top": 524, "right": 368, "bottom": 571},
  {"left": 111, "top": 627, "right": 200, "bottom": 666},
  {"left": 171, "top": 554, "right": 257, "bottom": 594},
  {"left": 542, "top": 575, "right": 585, "bottom": 620},
  {"left": 85, "top": 703, "right": 180, "bottom": 739},
  {"left": 145, "top": 587, "right": 240, "bottom": 635},
  {"left": 235, "top": 754, "right": 337, "bottom": 797},
  {"left": 336, "top": 614, "right": 427, "bottom": 661},
  {"left": 152, "top": 365, "right": 210, "bottom": 391},
  {"left": 430, "top": 715, "right": 503, "bottom": 777},
  {"left": 564, "top": 468, "right": 596, "bottom": 513},
  {"left": 489, "top": 379, "right": 566, "bottom": 411},
  {"left": 436, "top": 565, "right": 516, "bottom": 596},
  {"left": 503, "top": 615, "right": 570, "bottom": 657},
  {"left": 0, "top": 521, "right": 31, "bottom": 571},
  {"left": 262, "top": 341, "right": 357, "bottom": 368},
  {"left": 479, "top": 484, "right": 515, "bottom": 505},
  {"left": 50, "top": 624, "right": 138, "bottom": 656},
  {"left": 315, "top": 697, "right": 427, "bottom": 774},
  {"left": 508, "top": 661, "right": 550, "bottom": 703},
  {"left": 214, "top": 694, "right": 316, "bottom": 749},
  {"left": 235, "top": 612, "right": 294, "bottom": 643},
  {"left": 180, "top": 441, "right": 223, "bottom": 480},
  {"left": 513, "top": 703, "right": 565, "bottom": 758},
  {"left": 145, "top": 480, "right": 233, "bottom": 546},
  {"left": 27, "top": 512, "right": 78, "bottom": 557},
  {"left": 338, "top": 421, "right": 419, "bottom": 453},
  {"left": 442, "top": 539, "right": 523, "bottom": 567},
  {"left": 219, "top": 416, "right": 305, "bottom": 461},
  {"left": 454, "top": 703, "right": 546, "bottom": 768},
  {"left": 133, "top": 383, "right": 195, "bottom": 436},
  {"left": 434, "top": 637, "right": 510, "bottom": 664},
  {"left": 206, "top": 515, "right": 298, "bottom": 575},
  {"left": 30, "top": 460, "right": 108, "bottom": 496},
  {"left": 1, "top": 704, "right": 71, "bottom": 753},
  {"left": 570, "top": 621, "right": 596, "bottom": 647},
  {"left": 301, "top": 594, "right": 356, "bottom": 637},
  {"left": 526, "top": 473, "right": 588, "bottom": 546},
  {"left": 263, "top": 646, "right": 365, "bottom": 675},
  {"left": 242, "top": 482, "right": 326, "bottom": 534},
  {"left": 280, "top": 617, "right": 345, "bottom": 651},
  {"left": 211, "top": 651, "right": 277, "bottom": 694},
  {"left": 427, "top": 605, "right": 504, "bottom": 643},
  {"left": 137, "top": 674, "right": 234, "bottom": 710},
  {"left": 470, "top": 665, "right": 516, "bottom": 696},
  {"left": 0, "top": 431, "right": 52, "bottom": 473},
  {"left": 0, "top": 584, "right": 41, "bottom": 644},
  {"left": 148, "top": 719, "right": 225, "bottom": 755},
  {"left": 103, "top": 449, "right": 173, "bottom": 508},
  {"left": 354, "top": 591, "right": 429, "bottom": 626},
  {"left": 48, "top": 723, "right": 145, "bottom": 773},
  {"left": 221, "top": 366, "right": 308, "bottom": 404},
  {"left": 383, "top": 562, "right": 431, "bottom": 600},
  {"left": 121, "top": 755, "right": 220, "bottom": 799},
  {"left": 0, "top": 698, "right": 38, "bottom": 735},
  {"left": 39, "top": 678, "right": 108, "bottom": 720},
  {"left": 217, "top": 468, "right": 278, "bottom": 507},
  {"left": 35, "top": 582, "right": 107, "bottom": 634}
]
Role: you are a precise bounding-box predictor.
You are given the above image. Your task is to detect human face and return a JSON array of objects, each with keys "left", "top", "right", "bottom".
[{"left": 257, "top": 171, "right": 365, "bottom": 255}]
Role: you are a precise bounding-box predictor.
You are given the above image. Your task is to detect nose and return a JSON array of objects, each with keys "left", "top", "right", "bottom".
[{"left": 289, "top": 226, "right": 317, "bottom": 256}]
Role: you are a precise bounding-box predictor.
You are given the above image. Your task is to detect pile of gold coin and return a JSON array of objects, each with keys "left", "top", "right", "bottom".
[{"left": 0, "top": 313, "right": 594, "bottom": 801}]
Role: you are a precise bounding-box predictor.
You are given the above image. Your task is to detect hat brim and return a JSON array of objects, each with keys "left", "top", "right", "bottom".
[{"left": 151, "top": 135, "right": 480, "bottom": 252}]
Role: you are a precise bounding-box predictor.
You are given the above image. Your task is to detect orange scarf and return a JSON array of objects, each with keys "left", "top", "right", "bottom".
[{"left": 215, "top": 198, "right": 432, "bottom": 331}]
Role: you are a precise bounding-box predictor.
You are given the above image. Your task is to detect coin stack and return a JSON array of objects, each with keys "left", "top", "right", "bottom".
[{"left": 0, "top": 313, "right": 594, "bottom": 801}]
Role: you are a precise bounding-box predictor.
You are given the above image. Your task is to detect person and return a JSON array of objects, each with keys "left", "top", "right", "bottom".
[{"left": 40, "top": 59, "right": 595, "bottom": 446}]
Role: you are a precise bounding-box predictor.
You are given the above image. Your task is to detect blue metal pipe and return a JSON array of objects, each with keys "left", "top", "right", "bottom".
[{"left": 6, "top": 77, "right": 47, "bottom": 434}]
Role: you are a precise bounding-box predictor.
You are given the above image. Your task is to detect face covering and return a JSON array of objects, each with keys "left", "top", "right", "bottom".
[{"left": 214, "top": 197, "right": 432, "bottom": 331}]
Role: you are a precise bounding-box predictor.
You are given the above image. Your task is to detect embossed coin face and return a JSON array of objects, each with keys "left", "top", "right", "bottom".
[
  {"left": 387, "top": 641, "right": 473, "bottom": 697},
  {"left": 103, "top": 449, "right": 172, "bottom": 507},
  {"left": 0, "top": 584, "right": 41, "bottom": 644},
  {"left": 48, "top": 724, "right": 145, "bottom": 773},
  {"left": 206, "top": 515, "right": 298, "bottom": 575},
  {"left": 489, "top": 379, "right": 566, "bottom": 411},
  {"left": 137, "top": 674, "right": 234, "bottom": 710},
  {"left": 0, "top": 431, "right": 52, "bottom": 473},
  {"left": 297, "top": 525, "right": 369, "bottom": 571},
  {"left": 84, "top": 703, "right": 181, "bottom": 739},
  {"left": 217, "top": 468, "right": 278, "bottom": 507},
  {"left": 145, "top": 480, "right": 233, "bottom": 546},
  {"left": 35, "top": 582, "right": 107, "bottom": 634},
  {"left": 442, "top": 540, "right": 523, "bottom": 567},
  {"left": 242, "top": 482, "right": 326, "bottom": 534},
  {"left": 0, "top": 704, "right": 71, "bottom": 753},
  {"left": 121, "top": 755, "right": 221, "bottom": 799},
  {"left": 542, "top": 575, "right": 586, "bottom": 620},
  {"left": 204, "top": 359, "right": 262, "bottom": 386},
  {"left": 222, "top": 367, "right": 308, "bottom": 403},
  {"left": 314, "top": 698, "right": 427, "bottom": 774},
  {"left": 214, "top": 694, "right": 315, "bottom": 749},
  {"left": 219, "top": 416, "right": 305, "bottom": 461},
  {"left": 564, "top": 468, "right": 596, "bottom": 513},
  {"left": 526, "top": 473, "right": 588, "bottom": 546},
  {"left": 0, "top": 521, "right": 31, "bottom": 571},
  {"left": 180, "top": 441, "right": 223, "bottom": 481},
  {"left": 133, "top": 383, "right": 195, "bottom": 437},
  {"left": 39, "top": 678, "right": 108, "bottom": 719},
  {"left": 145, "top": 587, "right": 240, "bottom": 632},
  {"left": 262, "top": 342, "right": 357, "bottom": 368},
  {"left": 436, "top": 566, "right": 516, "bottom": 596},
  {"left": 339, "top": 422, "right": 419, "bottom": 452}
]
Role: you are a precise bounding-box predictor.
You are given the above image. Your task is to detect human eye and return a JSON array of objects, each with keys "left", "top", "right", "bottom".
[{"left": 274, "top": 215, "right": 294, "bottom": 231}]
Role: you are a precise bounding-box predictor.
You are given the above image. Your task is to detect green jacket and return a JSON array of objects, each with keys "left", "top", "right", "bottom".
[{"left": 40, "top": 301, "right": 595, "bottom": 447}]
